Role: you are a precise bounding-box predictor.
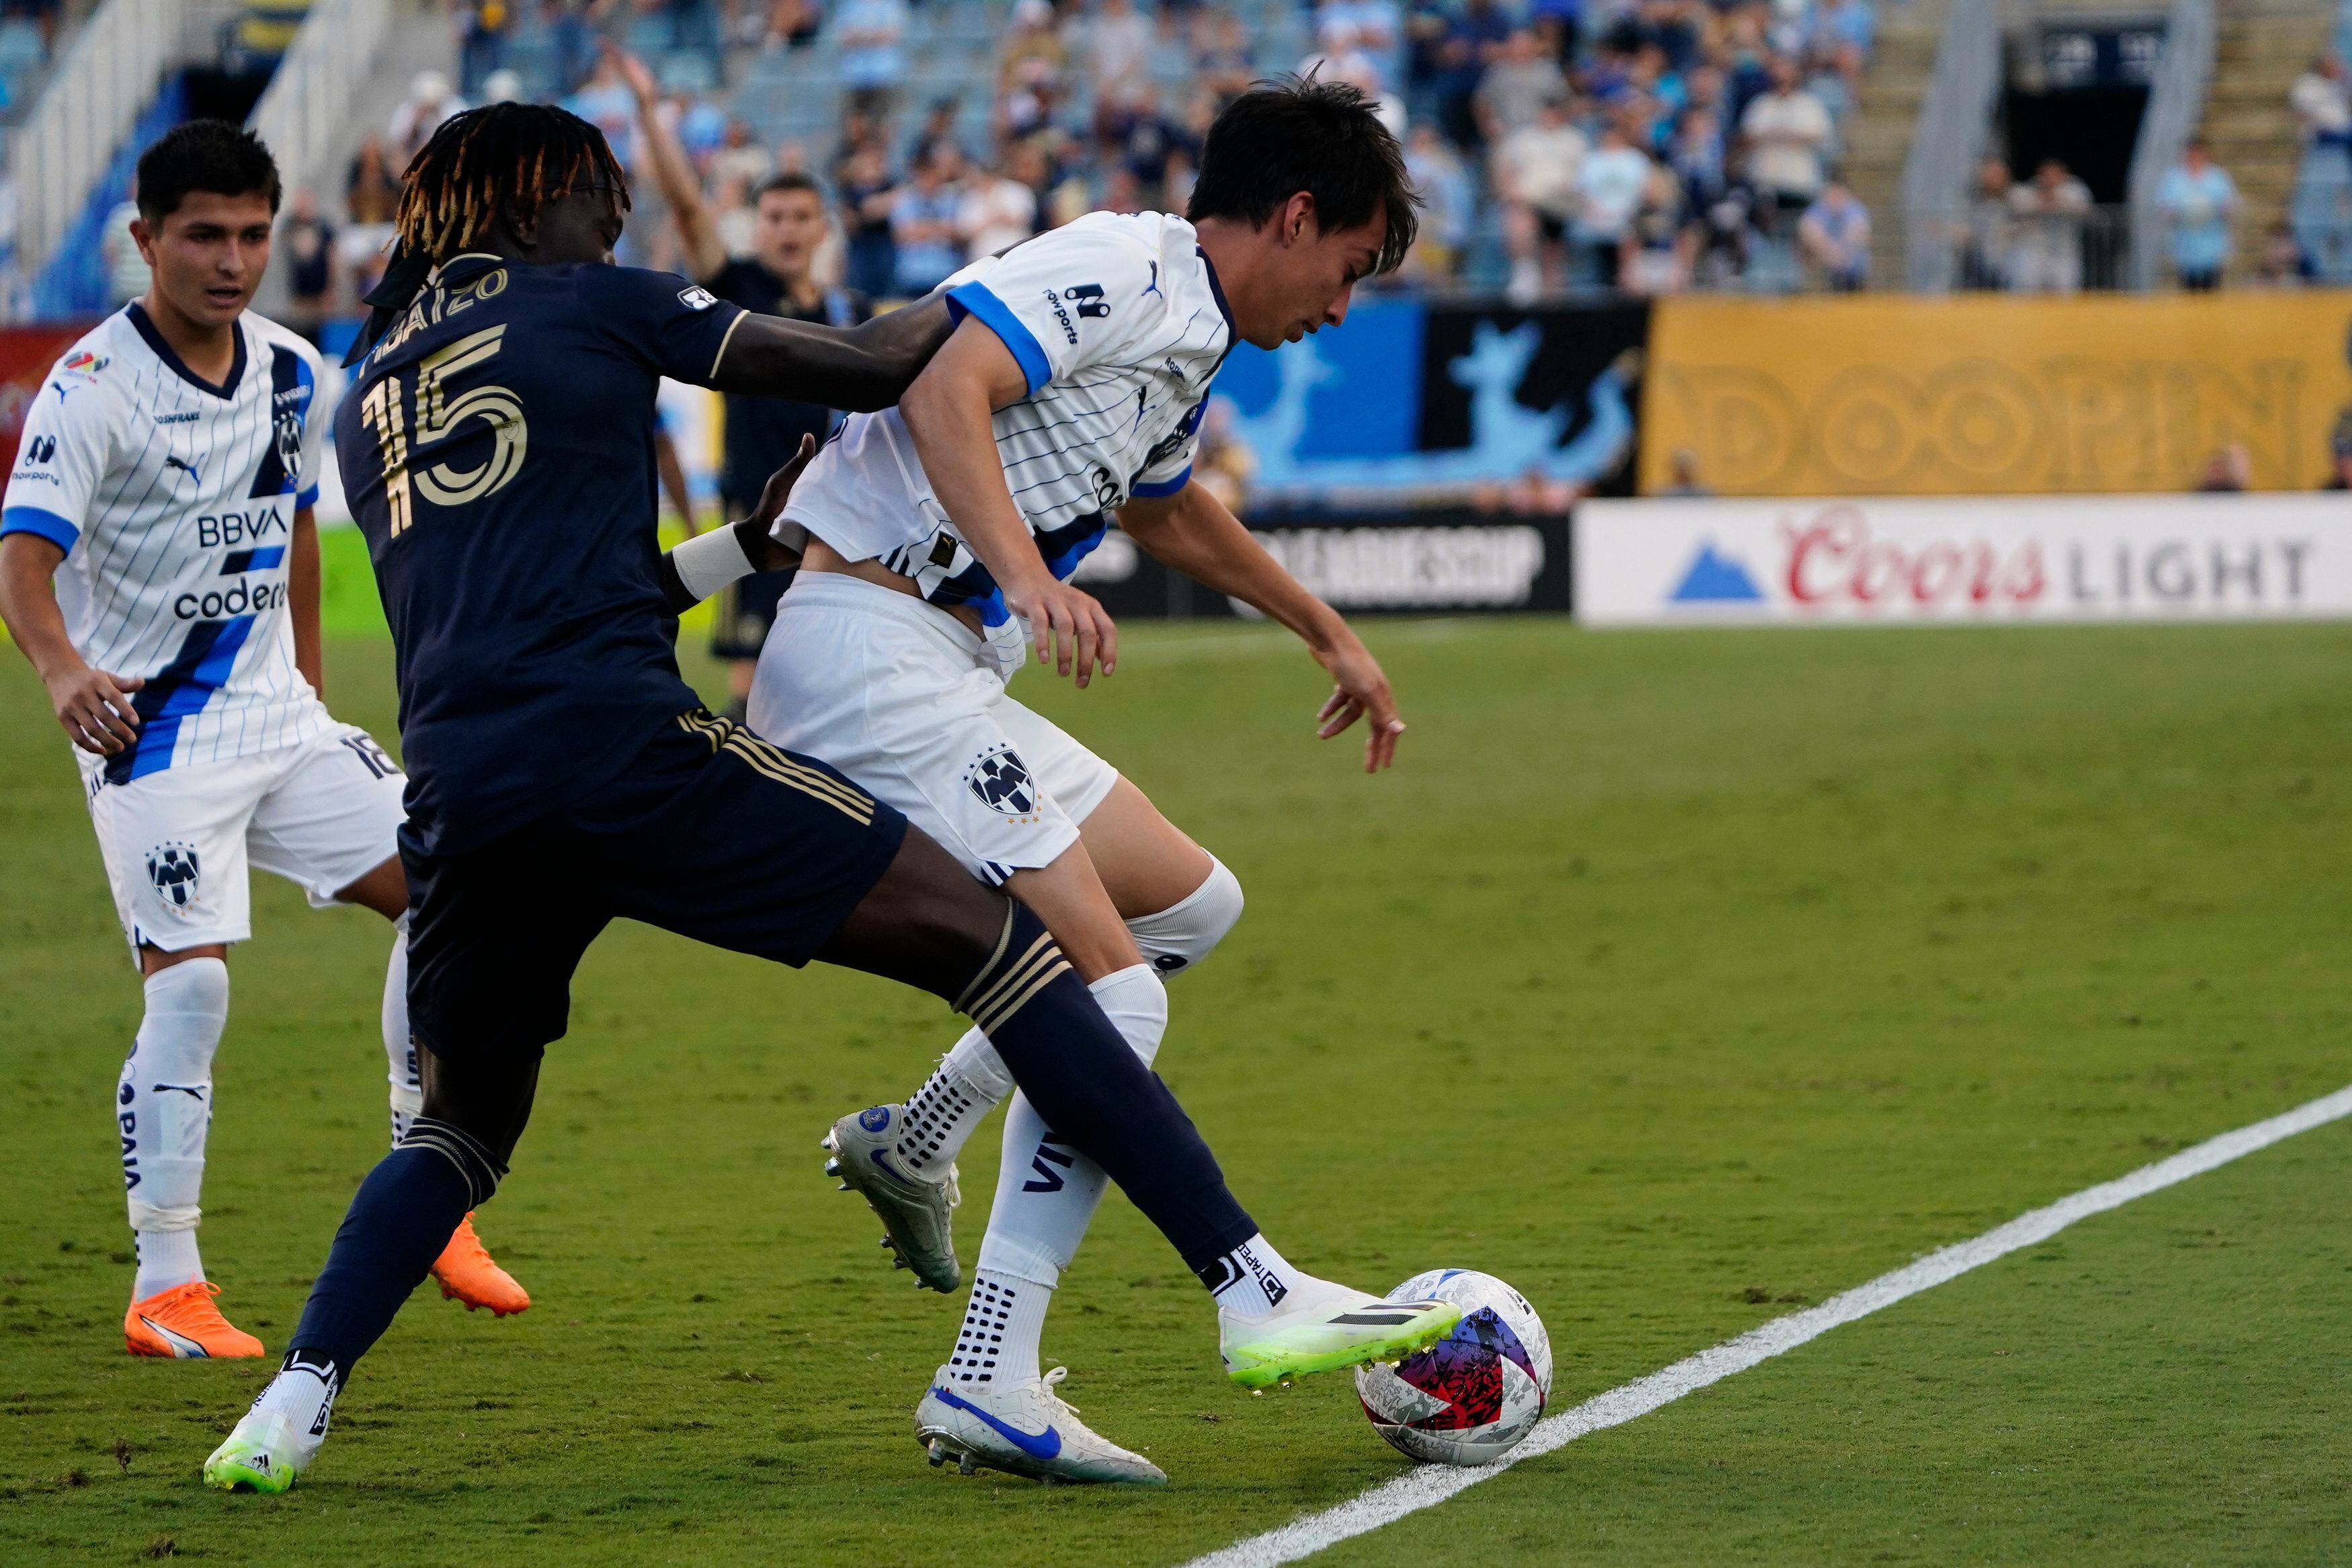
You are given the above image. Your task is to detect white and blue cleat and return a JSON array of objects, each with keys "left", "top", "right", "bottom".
[{"left": 917, "top": 1365, "right": 1168, "bottom": 1486}]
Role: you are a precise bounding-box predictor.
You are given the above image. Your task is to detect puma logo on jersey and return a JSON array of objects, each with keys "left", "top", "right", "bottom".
[
  {"left": 1143, "top": 261, "right": 1162, "bottom": 298},
  {"left": 165, "top": 454, "right": 202, "bottom": 483}
]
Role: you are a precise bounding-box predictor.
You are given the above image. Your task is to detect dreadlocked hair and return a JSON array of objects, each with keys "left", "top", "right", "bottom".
[{"left": 394, "top": 101, "right": 630, "bottom": 261}]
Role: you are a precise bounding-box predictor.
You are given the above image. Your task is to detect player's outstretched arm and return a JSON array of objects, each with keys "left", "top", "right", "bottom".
[
  {"left": 612, "top": 44, "right": 728, "bottom": 283},
  {"left": 1120, "top": 481, "right": 1405, "bottom": 772},
  {"left": 289, "top": 505, "right": 325, "bottom": 698},
  {"left": 898, "top": 316, "right": 1118, "bottom": 685},
  {"left": 708, "top": 296, "right": 955, "bottom": 414},
  {"left": 0, "top": 532, "right": 144, "bottom": 755}
]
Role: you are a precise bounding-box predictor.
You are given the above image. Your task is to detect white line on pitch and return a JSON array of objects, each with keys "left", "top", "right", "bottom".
[{"left": 1184, "top": 1081, "right": 2352, "bottom": 1568}]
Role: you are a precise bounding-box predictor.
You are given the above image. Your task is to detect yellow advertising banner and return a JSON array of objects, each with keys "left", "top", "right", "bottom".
[{"left": 1642, "top": 292, "right": 2352, "bottom": 495}]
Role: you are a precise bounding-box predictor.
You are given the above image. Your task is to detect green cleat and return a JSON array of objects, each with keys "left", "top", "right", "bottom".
[
  {"left": 202, "top": 1411, "right": 311, "bottom": 1494},
  {"left": 1221, "top": 1289, "right": 1462, "bottom": 1390}
]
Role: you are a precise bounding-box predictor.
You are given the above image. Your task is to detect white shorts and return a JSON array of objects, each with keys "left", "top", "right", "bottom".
[
  {"left": 748, "top": 572, "right": 1119, "bottom": 885},
  {"left": 81, "top": 722, "right": 408, "bottom": 956}
]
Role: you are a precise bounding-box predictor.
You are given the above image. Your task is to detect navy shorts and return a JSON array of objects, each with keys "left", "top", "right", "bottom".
[{"left": 401, "top": 708, "right": 907, "bottom": 1065}]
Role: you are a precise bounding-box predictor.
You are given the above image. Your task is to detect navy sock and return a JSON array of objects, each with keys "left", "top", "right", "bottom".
[
  {"left": 958, "top": 904, "right": 1256, "bottom": 1275},
  {"left": 285, "top": 1118, "right": 501, "bottom": 1378}
]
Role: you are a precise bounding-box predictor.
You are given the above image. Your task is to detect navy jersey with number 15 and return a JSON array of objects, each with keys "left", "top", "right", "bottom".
[{"left": 337, "top": 255, "right": 747, "bottom": 854}]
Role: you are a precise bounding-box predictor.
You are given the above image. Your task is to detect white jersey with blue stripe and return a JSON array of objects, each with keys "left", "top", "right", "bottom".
[
  {"left": 1, "top": 304, "right": 331, "bottom": 783},
  {"left": 779, "top": 210, "right": 1232, "bottom": 624}
]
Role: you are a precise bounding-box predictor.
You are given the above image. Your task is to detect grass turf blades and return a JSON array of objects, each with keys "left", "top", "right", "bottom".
[{"left": 1, "top": 618, "right": 2347, "bottom": 1566}]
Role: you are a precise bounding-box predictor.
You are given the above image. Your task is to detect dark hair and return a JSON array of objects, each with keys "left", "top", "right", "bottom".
[
  {"left": 394, "top": 102, "right": 630, "bottom": 261},
  {"left": 135, "top": 120, "right": 282, "bottom": 226},
  {"left": 1186, "top": 75, "right": 1418, "bottom": 275},
  {"left": 754, "top": 171, "right": 825, "bottom": 204}
]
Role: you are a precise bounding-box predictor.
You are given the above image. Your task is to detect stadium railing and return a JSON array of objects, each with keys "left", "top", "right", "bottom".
[
  {"left": 1898, "top": 0, "right": 2000, "bottom": 293},
  {"left": 245, "top": 0, "right": 394, "bottom": 217},
  {"left": 2125, "top": 0, "right": 2218, "bottom": 292},
  {"left": 8, "top": 0, "right": 187, "bottom": 284}
]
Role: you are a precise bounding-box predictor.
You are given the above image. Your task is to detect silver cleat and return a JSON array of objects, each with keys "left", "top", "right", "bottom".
[
  {"left": 915, "top": 1366, "right": 1168, "bottom": 1487},
  {"left": 821, "top": 1105, "right": 961, "bottom": 1293}
]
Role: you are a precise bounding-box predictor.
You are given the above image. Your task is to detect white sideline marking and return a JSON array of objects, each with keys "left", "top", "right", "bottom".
[{"left": 1185, "top": 1082, "right": 2352, "bottom": 1568}]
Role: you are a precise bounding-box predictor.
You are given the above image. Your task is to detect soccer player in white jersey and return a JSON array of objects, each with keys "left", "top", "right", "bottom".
[
  {"left": 0, "top": 122, "right": 526, "bottom": 1359},
  {"left": 716, "top": 77, "right": 1418, "bottom": 1483}
]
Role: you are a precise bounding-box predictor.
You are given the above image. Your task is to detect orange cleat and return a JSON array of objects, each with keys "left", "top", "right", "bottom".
[
  {"left": 431, "top": 1212, "right": 530, "bottom": 1317},
  {"left": 124, "top": 1280, "right": 266, "bottom": 1359}
]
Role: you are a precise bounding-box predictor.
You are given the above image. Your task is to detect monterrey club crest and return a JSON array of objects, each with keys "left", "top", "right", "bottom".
[
  {"left": 964, "top": 744, "right": 1039, "bottom": 817},
  {"left": 146, "top": 842, "right": 202, "bottom": 915}
]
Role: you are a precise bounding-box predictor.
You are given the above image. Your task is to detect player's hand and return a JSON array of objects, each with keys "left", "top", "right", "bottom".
[
  {"left": 604, "top": 40, "right": 659, "bottom": 104},
  {"left": 1311, "top": 636, "right": 1404, "bottom": 772},
  {"left": 1002, "top": 579, "right": 1117, "bottom": 688},
  {"left": 741, "top": 434, "right": 817, "bottom": 572},
  {"left": 48, "top": 663, "right": 144, "bottom": 756}
]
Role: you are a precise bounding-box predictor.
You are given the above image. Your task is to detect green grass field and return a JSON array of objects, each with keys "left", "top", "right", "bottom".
[{"left": 3, "top": 616, "right": 2349, "bottom": 1566}]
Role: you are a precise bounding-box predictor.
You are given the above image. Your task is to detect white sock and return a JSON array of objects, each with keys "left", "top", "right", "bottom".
[
  {"left": 248, "top": 1350, "right": 339, "bottom": 1455},
  {"left": 891, "top": 1034, "right": 1010, "bottom": 1176},
  {"left": 383, "top": 921, "right": 421, "bottom": 1146},
  {"left": 973, "top": 964, "right": 1167, "bottom": 1288},
  {"left": 1203, "top": 1231, "right": 1322, "bottom": 1321},
  {"left": 122, "top": 958, "right": 229, "bottom": 1299},
  {"left": 943, "top": 1268, "right": 1050, "bottom": 1389}
]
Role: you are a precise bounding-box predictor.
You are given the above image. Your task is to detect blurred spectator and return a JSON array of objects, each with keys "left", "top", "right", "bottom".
[
  {"left": 1958, "top": 157, "right": 2012, "bottom": 290},
  {"left": 892, "top": 142, "right": 968, "bottom": 294},
  {"left": 1193, "top": 398, "right": 1255, "bottom": 513},
  {"left": 281, "top": 188, "right": 338, "bottom": 337},
  {"left": 2007, "top": 158, "right": 2091, "bottom": 294},
  {"left": 836, "top": 0, "right": 911, "bottom": 116},
  {"left": 2193, "top": 444, "right": 2250, "bottom": 493},
  {"left": 1477, "top": 29, "right": 1568, "bottom": 142},
  {"left": 456, "top": 0, "right": 512, "bottom": 98},
  {"left": 1403, "top": 122, "right": 1473, "bottom": 280},
  {"left": 2155, "top": 138, "right": 2236, "bottom": 292},
  {"left": 1192, "top": 7, "right": 1256, "bottom": 99},
  {"left": 1691, "top": 179, "right": 1755, "bottom": 288},
  {"left": 565, "top": 54, "right": 637, "bottom": 168},
  {"left": 766, "top": 0, "right": 822, "bottom": 48},
  {"left": 1667, "top": 106, "right": 1725, "bottom": 208},
  {"left": 1494, "top": 91, "right": 1585, "bottom": 300},
  {"left": 390, "top": 71, "right": 468, "bottom": 168},
  {"left": 2290, "top": 55, "right": 2351, "bottom": 156},
  {"left": 2323, "top": 413, "right": 2352, "bottom": 489},
  {"left": 1084, "top": 0, "right": 1155, "bottom": 105},
  {"left": 710, "top": 118, "right": 774, "bottom": 188},
  {"left": 1621, "top": 163, "right": 1691, "bottom": 294},
  {"left": 711, "top": 173, "right": 758, "bottom": 257},
  {"left": 905, "top": 95, "right": 966, "bottom": 170},
  {"left": 1797, "top": 175, "right": 1869, "bottom": 290},
  {"left": 960, "top": 147, "right": 1041, "bottom": 256},
  {"left": 1811, "top": 0, "right": 1871, "bottom": 68},
  {"left": 1572, "top": 117, "right": 1651, "bottom": 288},
  {"left": 1739, "top": 55, "right": 1830, "bottom": 219},
  {"left": 1434, "top": 0, "right": 1513, "bottom": 147},
  {"left": 837, "top": 140, "right": 901, "bottom": 298},
  {"left": 1320, "top": 0, "right": 1403, "bottom": 87},
  {"left": 1659, "top": 448, "right": 1714, "bottom": 497},
  {"left": 480, "top": 67, "right": 523, "bottom": 103},
  {"left": 346, "top": 136, "right": 401, "bottom": 225},
  {"left": 2254, "top": 219, "right": 2316, "bottom": 288},
  {"left": 99, "top": 191, "right": 145, "bottom": 306}
]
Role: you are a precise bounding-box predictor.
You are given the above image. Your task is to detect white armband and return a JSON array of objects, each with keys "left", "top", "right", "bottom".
[{"left": 668, "top": 524, "right": 758, "bottom": 604}]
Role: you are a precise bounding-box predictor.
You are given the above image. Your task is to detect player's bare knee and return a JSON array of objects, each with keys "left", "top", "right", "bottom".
[{"left": 1126, "top": 855, "right": 1244, "bottom": 978}]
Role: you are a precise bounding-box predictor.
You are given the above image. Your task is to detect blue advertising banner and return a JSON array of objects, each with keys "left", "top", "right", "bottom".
[{"left": 1211, "top": 297, "right": 1649, "bottom": 509}]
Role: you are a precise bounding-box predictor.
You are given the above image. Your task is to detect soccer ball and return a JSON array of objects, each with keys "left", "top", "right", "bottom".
[{"left": 1354, "top": 1270, "right": 1551, "bottom": 1466}]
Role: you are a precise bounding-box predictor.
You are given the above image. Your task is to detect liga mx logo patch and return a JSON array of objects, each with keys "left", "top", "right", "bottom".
[
  {"left": 146, "top": 843, "right": 202, "bottom": 916},
  {"left": 964, "top": 745, "right": 1038, "bottom": 817}
]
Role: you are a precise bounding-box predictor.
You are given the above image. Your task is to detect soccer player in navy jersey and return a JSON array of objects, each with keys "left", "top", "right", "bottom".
[{"left": 202, "top": 104, "right": 1456, "bottom": 1493}]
